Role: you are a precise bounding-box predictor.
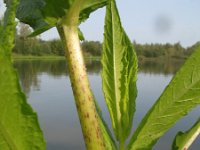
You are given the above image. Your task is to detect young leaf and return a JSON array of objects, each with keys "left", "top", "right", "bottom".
[
  {"left": 0, "top": 0, "right": 45, "bottom": 149},
  {"left": 102, "top": 0, "right": 138, "bottom": 145},
  {"left": 127, "top": 46, "right": 200, "bottom": 150},
  {"left": 16, "top": 0, "right": 107, "bottom": 36},
  {"left": 172, "top": 118, "right": 200, "bottom": 150}
]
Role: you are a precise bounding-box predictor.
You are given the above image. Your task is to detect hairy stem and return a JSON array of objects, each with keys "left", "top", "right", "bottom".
[
  {"left": 57, "top": 24, "right": 106, "bottom": 150},
  {"left": 57, "top": 1, "right": 106, "bottom": 149}
]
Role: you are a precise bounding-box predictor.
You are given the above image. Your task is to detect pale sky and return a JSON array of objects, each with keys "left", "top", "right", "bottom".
[{"left": 1, "top": 0, "right": 200, "bottom": 47}]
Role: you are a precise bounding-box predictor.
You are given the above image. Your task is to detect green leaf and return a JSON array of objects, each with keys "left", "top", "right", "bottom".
[
  {"left": 0, "top": 57, "right": 46, "bottom": 150},
  {"left": 79, "top": 0, "right": 107, "bottom": 23},
  {"left": 102, "top": 0, "right": 138, "bottom": 143},
  {"left": 127, "top": 46, "right": 200, "bottom": 150},
  {"left": 0, "top": 1, "right": 45, "bottom": 149},
  {"left": 1, "top": 0, "right": 18, "bottom": 54},
  {"left": 16, "top": 0, "right": 107, "bottom": 36},
  {"left": 94, "top": 98, "right": 117, "bottom": 150},
  {"left": 28, "top": 25, "right": 52, "bottom": 37},
  {"left": 0, "top": 20, "right": 2, "bottom": 34},
  {"left": 172, "top": 118, "right": 200, "bottom": 150},
  {"left": 16, "top": 0, "right": 48, "bottom": 31},
  {"left": 78, "top": 28, "right": 85, "bottom": 41}
]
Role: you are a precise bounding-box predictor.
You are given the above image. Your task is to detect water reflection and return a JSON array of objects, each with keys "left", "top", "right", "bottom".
[
  {"left": 14, "top": 59, "right": 185, "bottom": 95},
  {"left": 14, "top": 59, "right": 102, "bottom": 95},
  {"left": 139, "top": 59, "right": 184, "bottom": 75},
  {"left": 14, "top": 60, "right": 66, "bottom": 94},
  {"left": 13, "top": 59, "right": 199, "bottom": 150}
]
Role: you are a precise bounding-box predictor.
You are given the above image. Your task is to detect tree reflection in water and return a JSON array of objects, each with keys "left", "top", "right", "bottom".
[{"left": 14, "top": 59, "right": 185, "bottom": 95}]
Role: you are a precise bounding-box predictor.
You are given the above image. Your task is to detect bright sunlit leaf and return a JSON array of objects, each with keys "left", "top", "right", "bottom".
[
  {"left": 102, "top": 0, "right": 138, "bottom": 144},
  {"left": 0, "top": 0, "right": 45, "bottom": 149},
  {"left": 128, "top": 46, "right": 200, "bottom": 150}
]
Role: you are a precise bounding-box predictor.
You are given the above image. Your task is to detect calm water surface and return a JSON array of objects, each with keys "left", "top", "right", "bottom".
[{"left": 14, "top": 59, "right": 200, "bottom": 150}]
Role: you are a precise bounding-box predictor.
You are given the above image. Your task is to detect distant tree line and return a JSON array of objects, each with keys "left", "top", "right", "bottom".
[
  {"left": 13, "top": 23, "right": 200, "bottom": 59},
  {"left": 134, "top": 41, "right": 200, "bottom": 59},
  {"left": 13, "top": 23, "right": 64, "bottom": 56}
]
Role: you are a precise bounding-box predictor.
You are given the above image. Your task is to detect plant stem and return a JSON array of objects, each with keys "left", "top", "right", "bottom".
[
  {"left": 58, "top": 24, "right": 106, "bottom": 150},
  {"left": 56, "top": 1, "right": 106, "bottom": 148}
]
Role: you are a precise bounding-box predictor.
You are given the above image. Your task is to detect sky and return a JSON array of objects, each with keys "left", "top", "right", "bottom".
[{"left": 1, "top": 0, "right": 200, "bottom": 47}]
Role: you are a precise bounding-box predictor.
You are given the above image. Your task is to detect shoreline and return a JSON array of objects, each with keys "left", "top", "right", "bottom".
[
  {"left": 13, "top": 54, "right": 186, "bottom": 62},
  {"left": 13, "top": 54, "right": 101, "bottom": 61},
  {"left": 13, "top": 54, "right": 65, "bottom": 60}
]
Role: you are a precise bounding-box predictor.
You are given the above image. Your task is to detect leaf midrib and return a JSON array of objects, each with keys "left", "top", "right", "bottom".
[{"left": 110, "top": 2, "right": 121, "bottom": 138}]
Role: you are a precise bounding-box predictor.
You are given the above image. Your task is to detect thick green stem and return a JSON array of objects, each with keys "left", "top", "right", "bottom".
[
  {"left": 57, "top": 1, "right": 106, "bottom": 149},
  {"left": 58, "top": 24, "right": 106, "bottom": 150}
]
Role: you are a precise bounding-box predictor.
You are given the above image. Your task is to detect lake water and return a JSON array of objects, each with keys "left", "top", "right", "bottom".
[{"left": 14, "top": 59, "right": 200, "bottom": 150}]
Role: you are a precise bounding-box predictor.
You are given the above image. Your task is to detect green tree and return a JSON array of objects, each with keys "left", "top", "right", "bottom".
[
  {"left": 50, "top": 39, "right": 64, "bottom": 56},
  {"left": 82, "top": 41, "right": 102, "bottom": 56}
]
